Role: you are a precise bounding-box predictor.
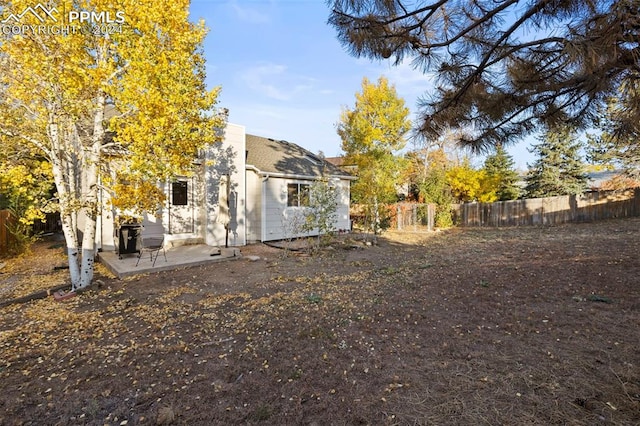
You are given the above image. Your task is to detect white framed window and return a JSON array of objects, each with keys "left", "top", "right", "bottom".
[{"left": 287, "top": 183, "right": 310, "bottom": 207}]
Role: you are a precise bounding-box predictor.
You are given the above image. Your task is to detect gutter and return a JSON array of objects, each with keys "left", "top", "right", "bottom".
[
  {"left": 246, "top": 163, "right": 357, "bottom": 243},
  {"left": 245, "top": 164, "right": 357, "bottom": 181}
]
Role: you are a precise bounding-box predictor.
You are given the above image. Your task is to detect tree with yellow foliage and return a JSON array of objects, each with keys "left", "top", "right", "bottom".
[
  {"left": 337, "top": 76, "right": 410, "bottom": 237},
  {"left": 0, "top": 1, "right": 224, "bottom": 290},
  {"left": 446, "top": 158, "right": 498, "bottom": 203},
  {"left": 0, "top": 153, "right": 54, "bottom": 254}
]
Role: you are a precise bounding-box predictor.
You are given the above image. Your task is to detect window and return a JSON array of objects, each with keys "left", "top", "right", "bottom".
[
  {"left": 287, "top": 183, "right": 309, "bottom": 207},
  {"left": 304, "top": 153, "right": 321, "bottom": 165},
  {"left": 172, "top": 181, "right": 188, "bottom": 206}
]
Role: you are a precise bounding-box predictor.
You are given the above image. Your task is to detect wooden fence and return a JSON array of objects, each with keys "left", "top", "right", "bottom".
[
  {"left": 393, "top": 203, "right": 436, "bottom": 231},
  {"left": 350, "top": 203, "right": 437, "bottom": 232},
  {"left": 0, "top": 210, "right": 16, "bottom": 257},
  {"left": 33, "top": 212, "right": 62, "bottom": 234},
  {"left": 0, "top": 210, "right": 63, "bottom": 257},
  {"left": 452, "top": 189, "right": 640, "bottom": 227}
]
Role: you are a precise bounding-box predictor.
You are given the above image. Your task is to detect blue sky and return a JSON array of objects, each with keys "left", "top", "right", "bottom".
[{"left": 190, "top": 0, "right": 535, "bottom": 170}]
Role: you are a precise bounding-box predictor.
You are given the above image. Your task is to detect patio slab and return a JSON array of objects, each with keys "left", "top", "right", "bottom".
[{"left": 98, "top": 245, "right": 241, "bottom": 279}]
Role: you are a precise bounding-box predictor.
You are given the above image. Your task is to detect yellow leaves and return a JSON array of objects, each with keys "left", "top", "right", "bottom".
[
  {"left": 2, "top": 0, "right": 223, "bottom": 226},
  {"left": 339, "top": 76, "right": 411, "bottom": 213},
  {"left": 446, "top": 159, "right": 498, "bottom": 203},
  {"left": 339, "top": 76, "right": 411, "bottom": 154},
  {"left": 158, "top": 285, "right": 198, "bottom": 303},
  {"left": 198, "top": 293, "right": 252, "bottom": 310},
  {"left": 108, "top": 171, "right": 166, "bottom": 216}
]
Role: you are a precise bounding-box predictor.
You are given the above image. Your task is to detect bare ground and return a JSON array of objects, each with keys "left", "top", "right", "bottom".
[{"left": 0, "top": 218, "right": 639, "bottom": 425}]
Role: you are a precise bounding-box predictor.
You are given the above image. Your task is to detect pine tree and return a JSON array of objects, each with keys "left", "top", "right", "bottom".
[
  {"left": 587, "top": 86, "right": 640, "bottom": 180},
  {"left": 483, "top": 146, "right": 521, "bottom": 201},
  {"left": 328, "top": 1, "right": 639, "bottom": 151},
  {"left": 525, "top": 126, "right": 588, "bottom": 198}
]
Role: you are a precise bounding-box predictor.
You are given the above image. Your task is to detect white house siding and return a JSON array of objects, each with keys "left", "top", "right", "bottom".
[
  {"left": 96, "top": 169, "right": 201, "bottom": 251},
  {"left": 140, "top": 211, "right": 164, "bottom": 238},
  {"left": 333, "top": 179, "right": 351, "bottom": 232},
  {"left": 96, "top": 165, "right": 161, "bottom": 251},
  {"left": 162, "top": 173, "right": 199, "bottom": 241},
  {"left": 204, "top": 123, "right": 246, "bottom": 247},
  {"left": 260, "top": 176, "right": 351, "bottom": 242},
  {"left": 98, "top": 182, "right": 116, "bottom": 251},
  {"left": 98, "top": 123, "right": 352, "bottom": 250},
  {"left": 97, "top": 195, "right": 162, "bottom": 252},
  {"left": 245, "top": 170, "right": 262, "bottom": 243},
  {"left": 261, "top": 176, "right": 287, "bottom": 241}
]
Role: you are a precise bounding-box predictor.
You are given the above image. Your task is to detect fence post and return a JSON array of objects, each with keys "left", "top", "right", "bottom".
[
  {"left": 428, "top": 203, "right": 435, "bottom": 231},
  {"left": 0, "top": 210, "right": 16, "bottom": 257}
]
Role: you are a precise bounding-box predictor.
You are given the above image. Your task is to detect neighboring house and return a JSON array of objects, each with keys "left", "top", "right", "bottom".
[
  {"left": 97, "top": 123, "right": 354, "bottom": 251},
  {"left": 587, "top": 170, "right": 640, "bottom": 191},
  {"left": 325, "top": 156, "right": 357, "bottom": 174},
  {"left": 326, "top": 155, "right": 412, "bottom": 200}
]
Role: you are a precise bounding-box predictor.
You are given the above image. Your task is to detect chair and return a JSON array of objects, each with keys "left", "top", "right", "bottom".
[{"left": 135, "top": 236, "right": 167, "bottom": 267}]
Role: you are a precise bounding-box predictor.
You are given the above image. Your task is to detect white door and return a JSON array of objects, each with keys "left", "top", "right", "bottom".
[{"left": 168, "top": 178, "right": 194, "bottom": 234}]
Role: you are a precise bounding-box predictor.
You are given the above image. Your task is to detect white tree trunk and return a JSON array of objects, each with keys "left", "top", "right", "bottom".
[
  {"left": 47, "top": 113, "right": 84, "bottom": 288},
  {"left": 46, "top": 96, "right": 106, "bottom": 291},
  {"left": 373, "top": 195, "right": 379, "bottom": 244},
  {"left": 78, "top": 203, "right": 97, "bottom": 290},
  {"left": 75, "top": 96, "right": 106, "bottom": 290}
]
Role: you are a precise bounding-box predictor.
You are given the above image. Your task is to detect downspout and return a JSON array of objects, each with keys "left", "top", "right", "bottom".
[
  {"left": 166, "top": 180, "right": 171, "bottom": 235},
  {"left": 261, "top": 174, "right": 269, "bottom": 242},
  {"left": 190, "top": 176, "right": 195, "bottom": 234}
]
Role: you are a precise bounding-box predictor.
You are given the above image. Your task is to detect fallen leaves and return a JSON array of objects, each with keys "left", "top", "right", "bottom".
[{"left": 1, "top": 220, "right": 640, "bottom": 424}]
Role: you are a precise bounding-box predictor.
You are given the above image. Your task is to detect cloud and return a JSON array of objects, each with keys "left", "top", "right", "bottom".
[
  {"left": 240, "top": 63, "right": 289, "bottom": 100},
  {"left": 372, "top": 59, "right": 436, "bottom": 97},
  {"left": 384, "top": 61, "right": 435, "bottom": 91},
  {"left": 228, "top": 102, "right": 344, "bottom": 156},
  {"left": 351, "top": 57, "right": 436, "bottom": 107},
  {"left": 239, "top": 63, "right": 317, "bottom": 101},
  {"left": 230, "top": 1, "right": 270, "bottom": 24}
]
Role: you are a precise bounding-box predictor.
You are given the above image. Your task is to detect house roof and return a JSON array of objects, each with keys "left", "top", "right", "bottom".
[
  {"left": 325, "top": 156, "right": 358, "bottom": 172},
  {"left": 245, "top": 134, "right": 352, "bottom": 179},
  {"left": 325, "top": 156, "right": 345, "bottom": 167},
  {"left": 587, "top": 170, "right": 622, "bottom": 188}
]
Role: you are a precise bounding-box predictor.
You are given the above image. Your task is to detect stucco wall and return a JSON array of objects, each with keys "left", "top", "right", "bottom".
[
  {"left": 245, "top": 170, "right": 262, "bottom": 243},
  {"left": 204, "top": 123, "right": 246, "bottom": 247}
]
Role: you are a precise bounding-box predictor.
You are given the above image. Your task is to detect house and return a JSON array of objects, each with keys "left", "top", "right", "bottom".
[
  {"left": 586, "top": 170, "right": 640, "bottom": 191},
  {"left": 97, "top": 123, "right": 354, "bottom": 252}
]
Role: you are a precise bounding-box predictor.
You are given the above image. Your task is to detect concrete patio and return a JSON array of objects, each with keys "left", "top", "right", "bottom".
[{"left": 98, "top": 245, "right": 242, "bottom": 279}]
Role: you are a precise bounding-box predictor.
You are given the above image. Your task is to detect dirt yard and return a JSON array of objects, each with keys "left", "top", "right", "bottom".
[{"left": 0, "top": 218, "right": 639, "bottom": 425}]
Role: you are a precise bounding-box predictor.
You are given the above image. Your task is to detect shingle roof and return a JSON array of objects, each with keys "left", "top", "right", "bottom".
[
  {"left": 245, "top": 134, "right": 351, "bottom": 178},
  {"left": 587, "top": 170, "right": 621, "bottom": 188}
]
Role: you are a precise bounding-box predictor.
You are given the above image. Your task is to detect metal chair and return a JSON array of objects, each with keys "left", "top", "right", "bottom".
[{"left": 135, "top": 236, "right": 167, "bottom": 267}]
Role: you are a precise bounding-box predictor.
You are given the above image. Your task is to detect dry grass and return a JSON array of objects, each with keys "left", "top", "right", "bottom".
[{"left": 1, "top": 218, "right": 639, "bottom": 425}]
